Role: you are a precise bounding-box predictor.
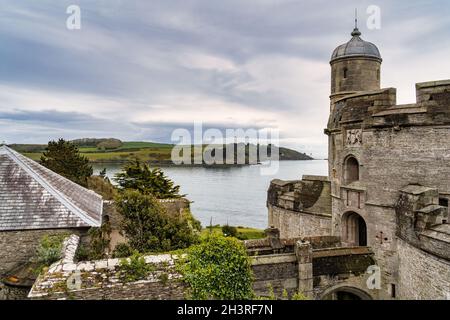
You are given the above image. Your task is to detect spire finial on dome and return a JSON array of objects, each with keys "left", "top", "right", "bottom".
[{"left": 351, "top": 8, "right": 361, "bottom": 36}]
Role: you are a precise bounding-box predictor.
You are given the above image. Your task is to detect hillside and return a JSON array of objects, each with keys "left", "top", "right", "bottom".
[{"left": 9, "top": 139, "right": 313, "bottom": 164}]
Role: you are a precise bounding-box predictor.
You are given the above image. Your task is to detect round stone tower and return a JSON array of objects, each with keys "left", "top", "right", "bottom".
[{"left": 330, "top": 26, "right": 382, "bottom": 103}]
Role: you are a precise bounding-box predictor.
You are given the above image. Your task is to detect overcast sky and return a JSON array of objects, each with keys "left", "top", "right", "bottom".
[{"left": 1, "top": 0, "right": 449, "bottom": 158}]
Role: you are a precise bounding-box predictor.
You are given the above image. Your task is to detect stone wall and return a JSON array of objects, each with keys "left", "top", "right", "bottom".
[
  {"left": 330, "top": 57, "right": 381, "bottom": 98},
  {"left": 268, "top": 206, "right": 332, "bottom": 239},
  {"left": 247, "top": 235, "right": 377, "bottom": 300},
  {"left": 29, "top": 235, "right": 186, "bottom": 300},
  {"left": 0, "top": 228, "right": 88, "bottom": 277},
  {"left": 325, "top": 80, "right": 450, "bottom": 299},
  {"left": 267, "top": 176, "right": 332, "bottom": 239},
  {"left": 397, "top": 238, "right": 450, "bottom": 300},
  {"left": 252, "top": 254, "right": 298, "bottom": 297}
]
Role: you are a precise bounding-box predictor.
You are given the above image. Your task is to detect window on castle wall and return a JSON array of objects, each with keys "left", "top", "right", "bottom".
[
  {"left": 377, "top": 69, "right": 380, "bottom": 81},
  {"left": 343, "top": 68, "right": 348, "bottom": 79},
  {"left": 439, "top": 198, "right": 449, "bottom": 223},
  {"left": 344, "top": 156, "right": 359, "bottom": 184}
]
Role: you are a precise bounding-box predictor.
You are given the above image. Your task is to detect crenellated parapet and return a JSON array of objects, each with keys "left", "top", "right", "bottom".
[
  {"left": 267, "top": 176, "right": 332, "bottom": 239},
  {"left": 395, "top": 184, "right": 450, "bottom": 261},
  {"left": 326, "top": 79, "right": 450, "bottom": 134}
]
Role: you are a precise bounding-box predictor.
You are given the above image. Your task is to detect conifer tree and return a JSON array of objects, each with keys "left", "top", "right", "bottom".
[{"left": 40, "top": 138, "right": 92, "bottom": 187}]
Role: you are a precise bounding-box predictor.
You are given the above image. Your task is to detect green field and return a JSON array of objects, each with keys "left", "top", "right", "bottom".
[
  {"left": 201, "top": 225, "right": 265, "bottom": 240},
  {"left": 14, "top": 141, "right": 175, "bottom": 163}
]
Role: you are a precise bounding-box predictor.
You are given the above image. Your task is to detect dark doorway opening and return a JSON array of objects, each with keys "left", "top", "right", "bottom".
[
  {"left": 336, "top": 291, "right": 362, "bottom": 300},
  {"left": 358, "top": 215, "right": 367, "bottom": 246},
  {"left": 343, "top": 212, "right": 367, "bottom": 247}
]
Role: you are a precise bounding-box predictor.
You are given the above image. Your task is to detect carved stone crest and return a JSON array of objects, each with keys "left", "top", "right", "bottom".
[{"left": 346, "top": 129, "right": 362, "bottom": 145}]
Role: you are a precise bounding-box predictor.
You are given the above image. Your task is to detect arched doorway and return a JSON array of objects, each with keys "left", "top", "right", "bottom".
[
  {"left": 344, "top": 156, "right": 359, "bottom": 184},
  {"left": 342, "top": 212, "right": 367, "bottom": 246},
  {"left": 322, "top": 286, "right": 372, "bottom": 300}
]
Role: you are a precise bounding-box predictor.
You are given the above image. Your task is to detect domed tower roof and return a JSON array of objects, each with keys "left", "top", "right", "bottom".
[{"left": 331, "top": 27, "right": 382, "bottom": 63}]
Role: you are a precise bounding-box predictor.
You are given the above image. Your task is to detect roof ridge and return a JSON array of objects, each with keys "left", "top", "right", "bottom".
[{"left": 2, "top": 146, "right": 101, "bottom": 227}]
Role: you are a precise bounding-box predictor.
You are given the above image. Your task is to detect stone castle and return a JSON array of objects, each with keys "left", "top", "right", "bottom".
[
  {"left": 1, "top": 24, "right": 449, "bottom": 301},
  {"left": 266, "top": 25, "right": 450, "bottom": 299}
]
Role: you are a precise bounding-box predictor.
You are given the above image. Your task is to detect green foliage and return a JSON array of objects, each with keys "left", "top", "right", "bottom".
[
  {"left": 182, "top": 208, "right": 202, "bottom": 232},
  {"left": 222, "top": 225, "right": 238, "bottom": 237},
  {"left": 74, "top": 223, "right": 111, "bottom": 261},
  {"left": 114, "top": 159, "right": 182, "bottom": 199},
  {"left": 119, "top": 252, "right": 155, "bottom": 282},
  {"left": 115, "top": 190, "right": 199, "bottom": 253},
  {"left": 99, "top": 168, "right": 107, "bottom": 178},
  {"left": 40, "top": 138, "right": 93, "bottom": 187},
  {"left": 74, "top": 244, "right": 90, "bottom": 262},
  {"left": 34, "top": 234, "right": 68, "bottom": 274},
  {"left": 291, "top": 292, "right": 309, "bottom": 300},
  {"left": 158, "top": 272, "right": 169, "bottom": 285},
  {"left": 113, "top": 243, "right": 134, "bottom": 258},
  {"left": 265, "top": 284, "right": 276, "bottom": 300},
  {"left": 87, "top": 175, "right": 117, "bottom": 200},
  {"left": 178, "top": 234, "right": 254, "bottom": 300},
  {"left": 255, "top": 284, "right": 309, "bottom": 300},
  {"left": 87, "top": 222, "right": 111, "bottom": 260},
  {"left": 201, "top": 225, "right": 265, "bottom": 240}
]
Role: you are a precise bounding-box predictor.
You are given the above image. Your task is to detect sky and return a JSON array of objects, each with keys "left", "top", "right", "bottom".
[{"left": 0, "top": 0, "right": 449, "bottom": 158}]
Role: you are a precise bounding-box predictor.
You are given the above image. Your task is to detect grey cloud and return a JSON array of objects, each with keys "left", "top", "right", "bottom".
[{"left": 0, "top": 0, "right": 449, "bottom": 158}]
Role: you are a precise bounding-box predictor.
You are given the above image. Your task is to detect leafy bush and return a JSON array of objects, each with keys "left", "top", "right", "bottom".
[
  {"left": 182, "top": 209, "right": 202, "bottom": 232},
  {"left": 34, "top": 234, "right": 68, "bottom": 273},
  {"left": 222, "top": 225, "right": 238, "bottom": 237},
  {"left": 114, "top": 159, "right": 183, "bottom": 199},
  {"left": 179, "top": 234, "right": 254, "bottom": 300},
  {"left": 86, "top": 223, "right": 111, "bottom": 260},
  {"left": 87, "top": 175, "right": 117, "bottom": 200},
  {"left": 74, "top": 244, "right": 90, "bottom": 261},
  {"left": 113, "top": 243, "right": 134, "bottom": 258},
  {"left": 115, "top": 190, "right": 199, "bottom": 253},
  {"left": 119, "top": 252, "right": 155, "bottom": 282},
  {"left": 74, "top": 223, "right": 111, "bottom": 261}
]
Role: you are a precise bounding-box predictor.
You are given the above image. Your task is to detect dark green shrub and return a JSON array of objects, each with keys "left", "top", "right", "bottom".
[
  {"left": 114, "top": 159, "right": 183, "bottom": 199},
  {"left": 222, "top": 225, "right": 238, "bottom": 237},
  {"left": 179, "top": 234, "right": 254, "bottom": 300},
  {"left": 115, "top": 190, "right": 199, "bottom": 253},
  {"left": 34, "top": 234, "right": 68, "bottom": 274},
  {"left": 113, "top": 243, "right": 134, "bottom": 258},
  {"left": 119, "top": 252, "right": 155, "bottom": 282},
  {"left": 40, "top": 139, "right": 92, "bottom": 187}
]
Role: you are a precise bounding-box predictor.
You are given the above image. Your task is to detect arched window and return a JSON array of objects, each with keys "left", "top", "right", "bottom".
[
  {"left": 343, "top": 68, "right": 348, "bottom": 79},
  {"left": 344, "top": 156, "right": 359, "bottom": 184},
  {"left": 342, "top": 212, "right": 367, "bottom": 246}
]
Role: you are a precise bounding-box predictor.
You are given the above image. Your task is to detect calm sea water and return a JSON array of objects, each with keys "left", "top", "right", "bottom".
[{"left": 94, "top": 160, "right": 328, "bottom": 229}]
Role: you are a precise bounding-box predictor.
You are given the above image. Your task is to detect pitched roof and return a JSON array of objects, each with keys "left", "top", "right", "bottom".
[{"left": 0, "top": 146, "right": 102, "bottom": 231}]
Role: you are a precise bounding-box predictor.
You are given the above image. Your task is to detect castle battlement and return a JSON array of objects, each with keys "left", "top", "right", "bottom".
[
  {"left": 327, "top": 79, "right": 450, "bottom": 133},
  {"left": 267, "top": 26, "right": 450, "bottom": 300}
]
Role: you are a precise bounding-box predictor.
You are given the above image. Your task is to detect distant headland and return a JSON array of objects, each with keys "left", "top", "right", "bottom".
[{"left": 9, "top": 138, "right": 313, "bottom": 165}]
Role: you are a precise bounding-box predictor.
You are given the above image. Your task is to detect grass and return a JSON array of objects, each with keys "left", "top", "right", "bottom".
[
  {"left": 201, "top": 225, "right": 265, "bottom": 240},
  {"left": 15, "top": 141, "right": 175, "bottom": 164}
]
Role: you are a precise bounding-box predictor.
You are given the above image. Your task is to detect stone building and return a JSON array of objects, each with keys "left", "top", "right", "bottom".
[
  {"left": 267, "top": 25, "right": 450, "bottom": 299},
  {"left": 0, "top": 145, "right": 103, "bottom": 299}
]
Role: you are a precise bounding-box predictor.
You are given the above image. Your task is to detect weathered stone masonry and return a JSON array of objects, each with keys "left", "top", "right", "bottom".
[{"left": 266, "top": 26, "right": 450, "bottom": 299}]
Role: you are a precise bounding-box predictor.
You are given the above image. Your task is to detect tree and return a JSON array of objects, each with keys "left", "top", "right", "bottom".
[
  {"left": 40, "top": 139, "right": 92, "bottom": 187},
  {"left": 115, "top": 190, "right": 199, "bottom": 253},
  {"left": 179, "top": 234, "right": 254, "bottom": 300},
  {"left": 114, "top": 159, "right": 182, "bottom": 198}
]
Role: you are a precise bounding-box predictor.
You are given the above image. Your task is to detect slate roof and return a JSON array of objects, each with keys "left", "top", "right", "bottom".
[
  {"left": 0, "top": 146, "right": 102, "bottom": 231},
  {"left": 331, "top": 27, "right": 382, "bottom": 63}
]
